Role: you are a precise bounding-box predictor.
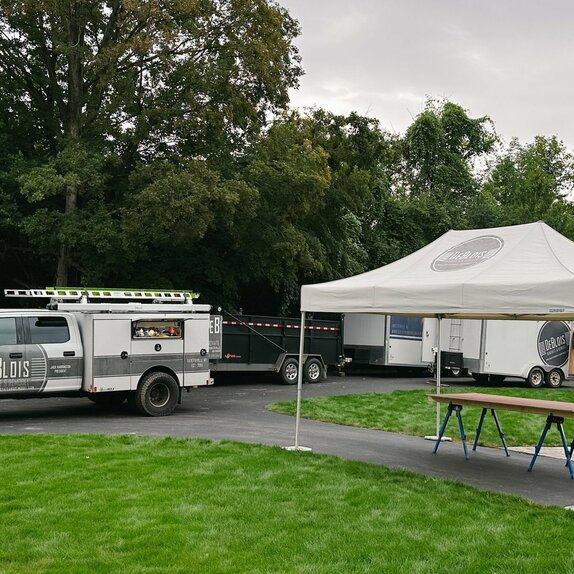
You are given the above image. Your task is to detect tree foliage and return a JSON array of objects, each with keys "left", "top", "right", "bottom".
[
  {"left": 1, "top": 5, "right": 574, "bottom": 314},
  {"left": 0, "top": 0, "right": 301, "bottom": 284}
]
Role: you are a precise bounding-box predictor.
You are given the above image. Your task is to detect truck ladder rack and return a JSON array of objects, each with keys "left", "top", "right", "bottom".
[{"left": 5, "top": 287, "right": 200, "bottom": 302}]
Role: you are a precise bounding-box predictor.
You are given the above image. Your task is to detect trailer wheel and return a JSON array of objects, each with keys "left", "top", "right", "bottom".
[
  {"left": 545, "top": 368, "right": 564, "bottom": 388},
  {"left": 280, "top": 358, "right": 299, "bottom": 385},
  {"left": 527, "top": 367, "right": 545, "bottom": 389},
  {"left": 135, "top": 371, "right": 179, "bottom": 416},
  {"left": 304, "top": 358, "right": 323, "bottom": 383}
]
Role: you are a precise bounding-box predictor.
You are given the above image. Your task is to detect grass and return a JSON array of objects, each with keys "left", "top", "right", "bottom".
[
  {"left": 1, "top": 434, "right": 574, "bottom": 573},
  {"left": 267, "top": 386, "right": 574, "bottom": 447}
]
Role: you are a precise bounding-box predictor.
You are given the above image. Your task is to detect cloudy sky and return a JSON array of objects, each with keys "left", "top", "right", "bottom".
[{"left": 279, "top": 0, "right": 574, "bottom": 150}]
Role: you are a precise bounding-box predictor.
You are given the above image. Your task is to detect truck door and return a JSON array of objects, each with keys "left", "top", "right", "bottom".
[
  {"left": 93, "top": 318, "right": 132, "bottom": 392},
  {"left": 0, "top": 316, "right": 30, "bottom": 394},
  {"left": 183, "top": 316, "right": 210, "bottom": 386},
  {"left": 25, "top": 315, "right": 83, "bottom": 392}
]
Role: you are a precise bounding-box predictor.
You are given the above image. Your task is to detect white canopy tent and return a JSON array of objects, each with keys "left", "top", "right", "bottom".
[{"left": 289, "top": 221, "right": 574, "bottom": 449}]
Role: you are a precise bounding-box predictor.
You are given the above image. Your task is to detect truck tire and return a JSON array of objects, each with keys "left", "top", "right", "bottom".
[
  {"left": 304, "top": 358, "right": 323, "bottom": 383},
  {"left": 280, "top": 358, "right": 299, "bottom": 385},
  {"left": 134, "top": 371, "right": 179, "bottom": 416},
  {"left": 545, "top": 368, "right": 564, "bottom": 388},
  {"left": 527, "top": 367, "right": 545, "bottom": 389}
]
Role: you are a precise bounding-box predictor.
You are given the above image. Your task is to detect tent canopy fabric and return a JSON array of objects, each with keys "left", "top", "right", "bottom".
[{"left": 301, "top": 222, "right": 574, "bottom": 320}]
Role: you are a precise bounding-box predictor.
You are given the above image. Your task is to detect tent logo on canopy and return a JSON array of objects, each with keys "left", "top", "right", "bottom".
[{"left": 431, "top": 235, "right": 504, "bottom": 272}]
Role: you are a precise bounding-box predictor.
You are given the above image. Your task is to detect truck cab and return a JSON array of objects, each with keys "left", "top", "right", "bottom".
[{"left": 0, "top": 311, "right": 83, "bottom": 397}]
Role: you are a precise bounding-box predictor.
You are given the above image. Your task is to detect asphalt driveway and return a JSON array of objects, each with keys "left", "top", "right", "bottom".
[{"left": 1, "top": 373, "right": 573, "bottom": 507}]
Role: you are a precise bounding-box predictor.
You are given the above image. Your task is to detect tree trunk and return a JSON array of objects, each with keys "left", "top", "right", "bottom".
[{"left": 55, "top": 2, "right": 83, "bottom": 286}]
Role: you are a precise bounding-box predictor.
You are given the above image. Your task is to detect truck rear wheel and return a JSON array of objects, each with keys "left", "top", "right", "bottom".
[
  {"left": 527, "top": 367, "right": 545, "bottom": 389},
  {"left": 280, "top": 358, "right": 299, "bottom": 385},
  {"left": 304, "top": 358, "right": 323, "bottom": 383},
  {"left": 135, "top": 371, "right": 179, "bottom": 416},
  {"left": 545, "top": 368, "right": 564, "bottom": 388}
]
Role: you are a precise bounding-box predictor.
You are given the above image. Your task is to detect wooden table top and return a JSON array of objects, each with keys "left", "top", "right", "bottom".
[{"left": 428, "top": 392, "right": 574, "bottom": 418}]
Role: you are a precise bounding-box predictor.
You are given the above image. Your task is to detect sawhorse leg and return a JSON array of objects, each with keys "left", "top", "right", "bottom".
[
  {"left": 433, "top": 403, "right": 468, "bottom": 459},
  {"left": 528, "top": 414, "right": 574, "bottom": 479},
  {"left": 473, "top": 408, "right": 510, "bottom": 456}
]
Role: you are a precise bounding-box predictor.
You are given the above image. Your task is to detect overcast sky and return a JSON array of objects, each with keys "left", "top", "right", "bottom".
[{"left": 279, "top": 0, "right": 574, "bottom": 151}]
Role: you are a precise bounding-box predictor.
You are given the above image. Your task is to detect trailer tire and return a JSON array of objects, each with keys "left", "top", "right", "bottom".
[
  {"left": 545, "top": 368, "right": 564, "bottom": 388},
  {"left": 134, "top": 371, "right": 179, "bottom": 416},
  {"left": 527, "top": 367, "right": 545, "bottom": 389},
  {"left": 280, "top": 358, "right": 299, "bottom": 385},
  {"left": 304, "top": 358, "right": 323, "bottom": 383}
]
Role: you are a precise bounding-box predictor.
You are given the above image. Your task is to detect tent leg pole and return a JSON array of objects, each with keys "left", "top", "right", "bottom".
[
  {"left": 436, "top": 316, "right": 442, "bottom": 437},
  {"left": 426, "top": 316, "right": 450, "bottom": 442},
  {"left": 284, "top": 311, "right": 312, "bottom": 452}
]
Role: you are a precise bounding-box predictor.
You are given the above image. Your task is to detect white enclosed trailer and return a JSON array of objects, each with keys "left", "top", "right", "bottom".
[
  {"left": 461, "top": 319, "right": 572, "bottom": 388},
  {"left": 343, "top": 314, "right": 426, "bottom": 369},
  {"left": 421, "top": 318, "right": 467, "bottom": 375},
  {"left": 0, "top": 288, "right": 216, "bottom": 415}
]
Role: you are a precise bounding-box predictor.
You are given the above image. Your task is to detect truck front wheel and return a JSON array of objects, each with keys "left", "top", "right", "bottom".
[
  {"left": 280, "top": 358, "right": 299, "bottom": 385},
  {"left": 135, "top": 372, "right": 179, "bottom": 416}
]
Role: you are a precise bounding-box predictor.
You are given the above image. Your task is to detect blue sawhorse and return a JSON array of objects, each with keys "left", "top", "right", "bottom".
[
  {"left": 433, "top": 402, "right": 469, "bottom": 459},
  {"left": 472, "top": 407, "right": 510, "bottom": 457},
  {"left": 528, "top": 414, "right": 574, "bottom": 479},
  {"left": 434, "top": 403, "right": 510, "bottom": 460}
]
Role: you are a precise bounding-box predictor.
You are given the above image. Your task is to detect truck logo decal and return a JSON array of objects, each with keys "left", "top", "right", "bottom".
[
  {"left": 537, "top": 322, "right": 570, "bottom": 367},
  {"left": 0, "top": 358, "right": 30, "bottom": 379},
  {"left": 431, "top": 235, "right": 504, "bottom": 272}
]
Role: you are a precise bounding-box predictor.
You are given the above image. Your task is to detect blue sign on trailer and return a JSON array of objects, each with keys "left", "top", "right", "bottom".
[{"left": 389, "top": 317, "right": 423, "bottom": 340}]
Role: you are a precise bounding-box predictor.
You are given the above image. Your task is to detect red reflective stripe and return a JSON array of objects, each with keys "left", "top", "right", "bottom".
[
  {"left": 286, "top": 325, "right": 340, "bottom": 331},
  {"left": 222, "top": 320, "right": 338, "bottom": 331}
]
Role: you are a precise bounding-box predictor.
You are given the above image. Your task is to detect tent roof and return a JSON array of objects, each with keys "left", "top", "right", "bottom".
[{"left": 301, "top": 222, "right": 574, "bottom": 320}]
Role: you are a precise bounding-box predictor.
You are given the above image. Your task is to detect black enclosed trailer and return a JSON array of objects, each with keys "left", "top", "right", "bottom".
[{"left": 209, "top": 313, "right": 345, "bottom": 384}]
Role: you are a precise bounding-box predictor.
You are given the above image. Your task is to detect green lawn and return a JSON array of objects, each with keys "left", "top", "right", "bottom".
[
  {"left": 268, "top": 386, "right": 574, "bottom": 447},
  {"left": 1, "top": 434, "right": 573, "bottom": 573}
]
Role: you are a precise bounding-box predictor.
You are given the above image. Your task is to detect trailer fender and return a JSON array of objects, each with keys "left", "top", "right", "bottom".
[{"left": 519, "top": 363, "right": 546, "bottom": 381}]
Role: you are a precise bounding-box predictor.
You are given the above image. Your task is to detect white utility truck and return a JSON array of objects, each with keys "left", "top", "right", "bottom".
[{"left": 0, "top": 288, "right": 217, "bottom": 416}]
